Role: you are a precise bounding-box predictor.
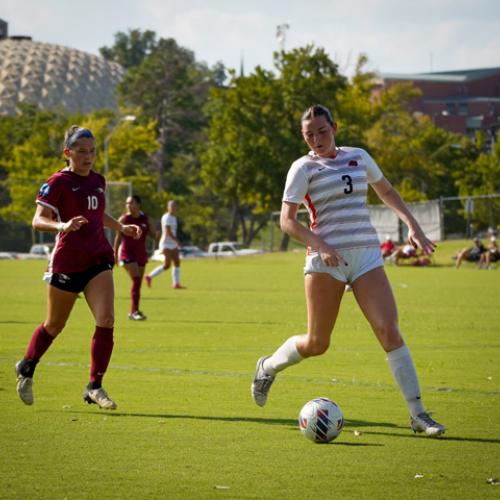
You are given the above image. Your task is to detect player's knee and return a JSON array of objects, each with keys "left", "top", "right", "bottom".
[
  {"left": 97, "top": 314, "right": 114, "bottom": 329},
  {"left": 44, "top": 321, "right": 65, "bottom": 336},
  {"left": 373, "top": 321, "right": 401, "bottom": 351},
  {"left": 302, "top": 336, "right": 330, "bottom": 356}
]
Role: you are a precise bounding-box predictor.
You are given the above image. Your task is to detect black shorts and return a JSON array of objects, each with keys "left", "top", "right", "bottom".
[{"left": 44, "top": 262, "right": 114, "bottom": 293}]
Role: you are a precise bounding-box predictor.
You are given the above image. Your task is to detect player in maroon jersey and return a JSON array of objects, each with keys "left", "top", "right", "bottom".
[
  {"left": 113, "top": 195, "right": 156, "bottom": 320},
  {"left": 15, "top": 125, "right": 141, "bottom": 410}
]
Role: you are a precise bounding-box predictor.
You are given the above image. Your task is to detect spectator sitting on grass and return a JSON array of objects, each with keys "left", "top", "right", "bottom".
[
  {"left": 454, "top": 237, "right": 486, "bottom": 268},
  {"left": 389, "top": 243, "right": 421, "bottom": 265},
  {"left": 479, "top": 236, "right": 499, "bottom": 269}
]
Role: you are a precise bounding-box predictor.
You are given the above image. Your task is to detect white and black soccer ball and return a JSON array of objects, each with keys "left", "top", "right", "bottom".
[{"left": 298, "top": 397, "right": 344, "bottom": 443}]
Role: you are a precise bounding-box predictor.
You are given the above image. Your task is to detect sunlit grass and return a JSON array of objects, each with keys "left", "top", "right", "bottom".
[{"left": 0, "top": 245, "right": 499, "bottom": 499}]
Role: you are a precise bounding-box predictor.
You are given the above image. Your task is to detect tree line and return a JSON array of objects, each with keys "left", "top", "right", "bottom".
[{"left": 0, "top": 29, "right": 499, "bottom": 250}]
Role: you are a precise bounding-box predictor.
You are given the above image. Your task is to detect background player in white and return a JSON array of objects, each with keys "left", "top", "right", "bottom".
[
  {"left": 145, "top": 200, "right": 184, "bottom": 289},
  {"left": 251, "top": 105, "right": 446, "bottom": 437}
]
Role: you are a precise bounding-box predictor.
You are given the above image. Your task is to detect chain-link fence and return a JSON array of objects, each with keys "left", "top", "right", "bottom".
[
  {"left": 440, "top": 194, "right": 500, "bottom": 239},
  {"left": 267, "top": 193, "right": 500, "bottom": 251}
]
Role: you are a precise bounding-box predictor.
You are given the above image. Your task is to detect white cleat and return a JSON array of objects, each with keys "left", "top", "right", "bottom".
[
  {"left": 83, "top": 387, "right": 117, "bottom": 410},
  {"left": 128, "top": 310, "right": 147, "bottom": 321},
  {"left": 251, "top": 356, "right": 275, "bottom": 407},
  {"left": 411, "top": 412, "right": 446, "bottom": 437},
  {"left": 15, "top": 361, "right": 34, "bottom": 405}
]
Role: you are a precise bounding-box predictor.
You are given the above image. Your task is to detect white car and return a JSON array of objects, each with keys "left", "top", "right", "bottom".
[
  {"left": 150, "top": 245, "right": 207, "bottom": 262},
  {"left": 16, "top": 244, "right": 54, "bottom": 260},
  {"left": 206, "top": 242, "right": 262, "bottom": 257},
  {"left": 0, "top": 252, "right": 17, "bottom": 260}
]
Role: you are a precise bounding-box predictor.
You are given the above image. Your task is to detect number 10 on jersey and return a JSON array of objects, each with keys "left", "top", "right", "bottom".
[{"left": 87, "top": 195, "right": 98, "bottom": 210}]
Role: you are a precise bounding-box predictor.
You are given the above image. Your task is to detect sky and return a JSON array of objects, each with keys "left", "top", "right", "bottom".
[{"left": 2, "top": 0, "right": 500, "bottom": 77}]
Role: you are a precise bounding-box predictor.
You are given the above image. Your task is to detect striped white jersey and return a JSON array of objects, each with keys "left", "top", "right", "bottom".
[{"left": 283, "top": 147, "right": 384, "bottom": 251}]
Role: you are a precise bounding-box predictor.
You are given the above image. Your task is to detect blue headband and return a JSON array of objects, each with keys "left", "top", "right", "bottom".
[{"left": 65, "top": 128, "right": 95, "bottom": 148}]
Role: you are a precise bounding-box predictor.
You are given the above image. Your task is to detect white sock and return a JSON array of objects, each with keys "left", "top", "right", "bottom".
[
  {"left": 263, "top": 335, "right": 304, "bottom": 376},
  {"left": 387, "top": 344, "right": 425, "bottom": 418},
  {"left": 149, "top": 265, "right": 165, "bottom": 279},
  {"left": 172, "top": 267, "right": 180, "bottom": 285}
]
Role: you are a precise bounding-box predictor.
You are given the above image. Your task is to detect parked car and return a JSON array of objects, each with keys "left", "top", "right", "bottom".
[
  {"left": 150, "top": 245, "right": 207, "bottom": 262},
  {"left": 0, "top": 251, "right": 17, "bottom": 260},
  {"left": 180, "top": 246, "right": 208, "bottom": 259},
  {"left": 17, "top": 244, "right": 54, "bottom": 260},
  {"left": 207, "top": 242, "right": 262, "bottom": 257}
]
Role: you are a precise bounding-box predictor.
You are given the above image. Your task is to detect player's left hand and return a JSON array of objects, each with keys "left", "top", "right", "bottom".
[
  {"left": 408, "top": 227, "right": 436, "bottom": 256},
  {"left": 121, "top": 224, "right": 142, "bottom": 239}
]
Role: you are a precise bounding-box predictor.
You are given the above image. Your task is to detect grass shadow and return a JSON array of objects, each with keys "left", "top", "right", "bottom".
[
  {"left": 361, "top": 430, "right": 500, "bottom": 445},
  {"left": 62, "top": 410, "right": 400, "bottom": 431},
  {"left": 56, "top": 410, "right": 500, "bottom": 445},
  {"left": 0, "top": 320, "right": 35, "bottom": 324}
]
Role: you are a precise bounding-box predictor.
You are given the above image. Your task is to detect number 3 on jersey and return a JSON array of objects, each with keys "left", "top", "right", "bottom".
[
  {"left": 87, "top": 195, "right": 98, "bottom": 210},
  {"left": 342, "top": 174, "right": 353, "bottom": 194}
]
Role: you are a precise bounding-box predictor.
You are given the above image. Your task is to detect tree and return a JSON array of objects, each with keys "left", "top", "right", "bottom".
[
  {"left": 0, "top": 108, "right": 158, "bottom": 225},
  {"left": 200, "top": 45, "right": 348, "bottom": 246},
  {"left": 116, "top": 37, "right": 221, "bottom": 191},
  {"left": 365, "top": 82, "right": 470, "bottom": 202},
  {"left": 453, "top": 136, "right": 500, "bottom": 231},
  {"left": 335, "top": 54, "right": 377, "bottom": 148},
  {"left": 99, "top": 29, "right": 158, "bottom": 69}
]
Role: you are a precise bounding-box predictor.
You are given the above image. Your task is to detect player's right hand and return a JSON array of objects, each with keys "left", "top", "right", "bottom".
[
  {"left": 63, "top": 216, "right": 88, "bottom": 233},
  {"left": 318, "top": 241, "right": 347, "bottom": 267}
]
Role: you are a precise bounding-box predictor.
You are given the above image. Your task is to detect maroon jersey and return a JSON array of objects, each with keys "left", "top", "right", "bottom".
[
  {"left": 119, "top": 212, "right": 150, "bottom": 265},
  {"left": 36, "top": 169, "right": 114, "bottom": 273}
]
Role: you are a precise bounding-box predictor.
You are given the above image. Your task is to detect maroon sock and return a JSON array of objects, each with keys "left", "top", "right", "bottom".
[
  {"left": 131, "top": 277, "right": 141, "bottom": 313},
  {"left": 24, "top": 323, "right": 54, "bottom": 360},
  {"left": 90, "top": 326, "right": 114, "bottom": 385}
]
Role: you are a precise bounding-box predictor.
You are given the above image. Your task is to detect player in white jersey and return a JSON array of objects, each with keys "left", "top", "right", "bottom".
[
  {"left": 145, "top": 200, "right": 185, "bottom": 289},
  {"left": 252, "top": 104, "right": 446, "bottom": 437}
]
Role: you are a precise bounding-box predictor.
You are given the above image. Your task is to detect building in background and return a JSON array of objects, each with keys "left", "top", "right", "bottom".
[
  {"left": 373, "top": 67, "right": 500, "bottom": 145},
  {"left": 0, "top": 19, "right": 123, "bottom": 116}
]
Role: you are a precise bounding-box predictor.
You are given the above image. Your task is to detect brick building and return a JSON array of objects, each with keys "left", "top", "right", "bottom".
[{"left": 373, "top": 67, "right": 500, "bottom": 143}]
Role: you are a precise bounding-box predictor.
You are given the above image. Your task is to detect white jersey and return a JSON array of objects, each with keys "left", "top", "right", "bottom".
[
  {"left": 283, "top": 147, "right": 384, "bottom": 252},
  {"left": 159, "top": 212, "right": 178, "bottom": 249}
]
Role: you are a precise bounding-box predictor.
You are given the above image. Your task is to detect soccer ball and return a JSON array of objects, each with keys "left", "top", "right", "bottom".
[{"left": 298, "top": 397, "right": 344, "bottom": 443}]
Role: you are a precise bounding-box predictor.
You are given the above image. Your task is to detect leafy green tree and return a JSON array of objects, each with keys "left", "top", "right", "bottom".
[
  {"left": 454, "top": 133, "right": 500, "bottom": 196},
  {"left": 117, "top": 37, "right": 221, "bottom": 191},
  {"left": 335, "top": 54, "right": 377, "bottom": 148},
  {"left": 453, "top": 136, "right": 500, "bottom": 231},
  {"left": 99, "top": 29, "right": 157, "bottom": 69},
  {"left": 201, "top": 45, "right": 347, "bottom": 245},
  {"left": 365, "top": 85, "right": 468, "bottom": 202},
  {"left": 0, "top": 108, "right": 158, "bottom": 225}
]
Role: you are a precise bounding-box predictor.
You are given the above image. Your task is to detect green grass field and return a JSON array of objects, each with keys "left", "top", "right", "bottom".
[{"left": 1, "top": 242, "right": 499, "bottom": 499}]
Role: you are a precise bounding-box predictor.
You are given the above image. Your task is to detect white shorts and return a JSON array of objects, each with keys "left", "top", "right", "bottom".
[
  {"left": 304, "top": 247, "right": 384, "bottom": 284},
  {"left": 159, "top": 243, "right": 177, "bottom": 251}
]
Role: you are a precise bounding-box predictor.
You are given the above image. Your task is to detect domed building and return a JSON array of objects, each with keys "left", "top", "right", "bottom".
[{"left": 0, "top": 20, "right": 124, "bottom": 115}]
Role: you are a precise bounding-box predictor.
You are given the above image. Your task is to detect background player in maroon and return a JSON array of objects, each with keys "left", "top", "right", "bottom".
[
  {"left": 15, "top": 125, "right": 141, "bottom": 409},
  {"left": 113, "top": 195, "right": 156, "bottom": 320}
]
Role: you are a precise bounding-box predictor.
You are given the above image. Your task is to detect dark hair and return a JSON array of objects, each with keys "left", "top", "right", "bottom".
[
  {"left": 131, "top": 194, "right": 142, "bottom": 205},
  {"left": 63, "top": 125, "right": 95, "bottom": 164},
  {"left": 301, "top": 105, "right": 334, "bottom": 126}
]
